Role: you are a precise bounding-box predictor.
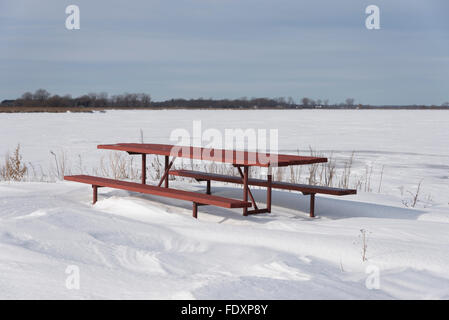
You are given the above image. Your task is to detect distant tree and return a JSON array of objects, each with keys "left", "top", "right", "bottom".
[
  {"left": 61, "top": 94, "right": 73, "bottom": 107},
  {"left": 275, "top": 97, "right": 286, "bottom": 107},
  {"left": 47, "top": 95, "right": 65, "bottom": 108},
  {"left": 21, "top": 92, "right": 33, "bottom": 100},
  {"left": 96, "top": 92, "right": 108, "bottom": 108},
  {"left": 442, "top": 102, "right": 449, "bottom": 107},
  {"left": 345, "top": 98, "right": 355, "bottom": 106},
  {"left": 301, "top": 97, "right": 312, "bottom": 107},
  {"left": 33, "top": 89, "right": 51, "bottom": 102},
  {"left": 74, "top": 95, "right": 91, "bottom": 107},
  {"left": 17, "top": 92, "right": 34, "bottom": 106},
  {"left": 139, "top": 93, "right": 151, "bottom": 107},
  {"left": 85, "top": 92, "right": 96, "bottom": 107}
]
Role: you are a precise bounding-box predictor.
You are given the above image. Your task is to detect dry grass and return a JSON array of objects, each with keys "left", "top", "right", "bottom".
[
  {"left": 0, "top": 143, "right": 364, "bottom": 190},
  {"left": 402, "top": 180, "right": 424, "bottom": 208},
  {"left": 359, "top": 229, "right": 369, "bottom": 262},
  {"left": 95, "top": 152, "right": 139, "bottom": 180},
  {"left": 0, "top": 142, "right": 400, "bottom": 198},
  {"left": 50, "top": 150, "right": 71, "bottom": 179},
  {"left": 0, "top": 144, "right": 28, "bottom": 181},
  {"left": 2, "top": 142, "right": 436, "bottom": 211},
  {"left": 167, "top": 148, "right": 360, "bottom": 190}
]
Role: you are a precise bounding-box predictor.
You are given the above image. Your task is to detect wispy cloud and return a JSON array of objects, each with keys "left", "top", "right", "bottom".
[{"left": 1, "top": 0, "right": 448, "bottom": 105}]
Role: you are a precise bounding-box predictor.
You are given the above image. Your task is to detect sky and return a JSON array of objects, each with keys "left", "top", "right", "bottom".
[{"left": 0, "top": 0, "right": 448, "bottom": 105}]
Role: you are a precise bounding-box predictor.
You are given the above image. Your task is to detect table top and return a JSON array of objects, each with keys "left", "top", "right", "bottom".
[{"left": 98, "top": 143, "right": 327, "bottom": 167}]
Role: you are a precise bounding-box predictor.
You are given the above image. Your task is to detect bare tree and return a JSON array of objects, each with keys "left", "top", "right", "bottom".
[
  {"left": 47, "top": 95, "right": 65, "bottom": 108},
  {"left": 33, "top": 89, "right": 51, "bottom": 102},
  {"left": 21, "top": 92, "right": 33, "bottom": 100},
  {"left": 139, "top": 93, "right": 151, "bottom": 107},
  {"left": 345, "top": 98, "right": 355, "bottom": 107},
  {"left": 301, "top": 97, "right": 312, "bottom": 107}
]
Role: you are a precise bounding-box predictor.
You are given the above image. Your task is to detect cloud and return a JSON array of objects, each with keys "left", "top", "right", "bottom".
[{"left": 0, "top": 0, "right": 448, "bottom": 104}]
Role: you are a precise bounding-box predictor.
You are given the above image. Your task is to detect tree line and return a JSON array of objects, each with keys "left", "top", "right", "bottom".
[
  {"left": 0, "top": 89, "right": 355, "bottom": 109},
  {"left": 1, "top": 89, "right": 448, "bottom": 109},
  {"left": 1, "top": 89, "right": 151, "bottom": 108}
]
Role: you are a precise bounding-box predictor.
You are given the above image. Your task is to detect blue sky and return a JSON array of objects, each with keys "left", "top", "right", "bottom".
[{"left": 1, "top": 0, "right": 448, "bottom": 105}]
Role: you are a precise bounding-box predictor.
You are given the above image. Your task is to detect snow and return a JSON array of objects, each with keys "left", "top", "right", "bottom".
[{"left": 1, "top": 110, "right": 449, "bottom": 299}]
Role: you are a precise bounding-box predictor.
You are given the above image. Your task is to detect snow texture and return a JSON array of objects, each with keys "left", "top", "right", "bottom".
[{"left": 1, "top": 110, "right": 448, "bottom": 299}]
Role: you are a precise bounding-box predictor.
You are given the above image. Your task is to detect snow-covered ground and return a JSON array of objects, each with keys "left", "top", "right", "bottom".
[{"left": 1, "top": 110, "right": 449, "bottom": 299}]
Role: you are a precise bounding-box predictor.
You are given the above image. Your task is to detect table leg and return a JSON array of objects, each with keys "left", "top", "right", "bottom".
[
  {"left": 237, "top": 166, "right": 258, "bottom": 210},
  {"left": 310, "top": 193, "right": 315, "bottom": 218},
  {"left": 267, "top": 168, "right": 272, "bottom": 213},
  {"left": 206, "top": 180, "right": 211, "bottom": 194},
  {"left": 141, "top": 154, "right": 146, "bottom": 184},
  {"left": 164, "top": 155, "right": 169, "bottom": 188},
  {"left": 158, "top": 156, "right": 176, "bottom": 187},
  {"left": 243, "top": 166, "right": 249, "bottom": 216},
  {"left": 193, "top": 202, "right": 198, "bottom": 219},
  {"left": 92, "top": 185, "right": 98, "bottom": 204}
]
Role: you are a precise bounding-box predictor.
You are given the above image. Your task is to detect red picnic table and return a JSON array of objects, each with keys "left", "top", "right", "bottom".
[{"left": 65, "top": 143, "right": 356, "bottom": 218}]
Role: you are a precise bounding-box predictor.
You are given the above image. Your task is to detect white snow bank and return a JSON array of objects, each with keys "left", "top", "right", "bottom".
[{"left": 1, "top": 180, "right": 449, "bottom": 299}]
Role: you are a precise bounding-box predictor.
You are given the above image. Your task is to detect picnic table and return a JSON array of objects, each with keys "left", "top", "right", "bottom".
[{"left": 64, "top": 143, "right": 356, "bottom": 219}]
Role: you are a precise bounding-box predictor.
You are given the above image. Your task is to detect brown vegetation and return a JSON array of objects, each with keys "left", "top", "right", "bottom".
[
  {"left": 0, "top": 144, "right": 27, "bottom": 181},
  {"left": 2, "top": 89, "right": 448, "bottom": 112}
]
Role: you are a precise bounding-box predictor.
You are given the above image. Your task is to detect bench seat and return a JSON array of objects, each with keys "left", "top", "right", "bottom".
[
  {"left": 170, "top": 170, "right": 356, "bottom": 196},
  {"left": 64, "top": 175, "right": 251, "bottom": 218},
  {"left": 169, "top": 170, "right": 357, "bottom": 217}
]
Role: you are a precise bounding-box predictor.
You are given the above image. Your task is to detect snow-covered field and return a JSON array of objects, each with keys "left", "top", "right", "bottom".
[{"left": 1, "top": 110, "right": 449, "bottom": 299}]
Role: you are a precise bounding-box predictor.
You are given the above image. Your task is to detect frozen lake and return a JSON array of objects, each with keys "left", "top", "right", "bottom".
[
  {"left": 2, "top": 109, "right": 449, "bottom": 299},
  {"left": 1, "top": 109, "right": 448, "bottom": 202}
]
